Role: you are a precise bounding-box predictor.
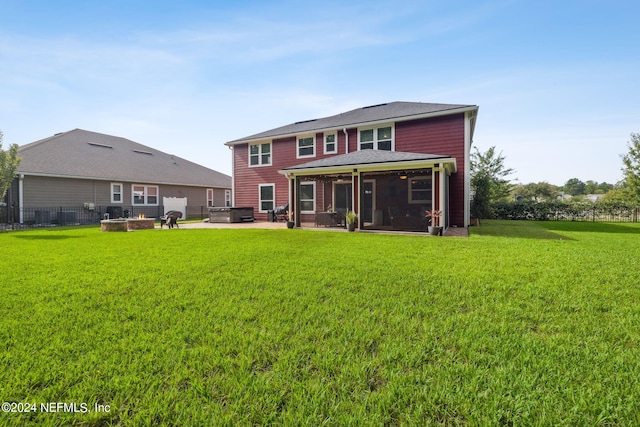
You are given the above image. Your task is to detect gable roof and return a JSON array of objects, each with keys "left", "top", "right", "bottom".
[
  {"left": 17, "top": 129, "right": 231, "bottom": 188},
  {"left": 226, "top": 101, "right": 478, "bottom": 145}
]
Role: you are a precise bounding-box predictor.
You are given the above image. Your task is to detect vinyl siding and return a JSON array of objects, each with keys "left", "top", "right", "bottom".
[
  {"left": 395, "top": 114, "right": 466, "bottom": 227},
  {"left": 233, "top": 113, "right": 468, "bottom": 226},
  {"left": 20, "top": 176, "right": 230, "bottom": 219}
]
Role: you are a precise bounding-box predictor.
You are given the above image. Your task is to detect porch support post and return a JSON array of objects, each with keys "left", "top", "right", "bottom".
[
  {"left": 439, "top": 167, "right": 447, "bottom": 230},
  {"left": 352, "top": 169, "right": 360, "bottom": 229},
  {"left": 294, "top": 176, "right": 301, "bottom": 227},
  {"left": 287, "top": 175, "right": 293, "bottom": 223}
]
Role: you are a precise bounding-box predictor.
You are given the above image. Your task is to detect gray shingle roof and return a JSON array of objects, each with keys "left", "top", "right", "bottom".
[
  {"left": 227, "top": 101, "right": 476, "bottom": 144},
  {"left": 281, "top": 149, "right": 451, "bottom": 171},
  {"left": 17, "top": 129, "right": 231, "bottom": 188}
]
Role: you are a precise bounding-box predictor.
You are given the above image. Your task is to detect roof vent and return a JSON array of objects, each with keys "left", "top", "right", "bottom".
[
  {"left": 132, "top": 149, "right": 153, "bottom": 155},
  {"left": 362, "top": 103, "right": 388, "bottom": 109},
  {"left": 294, "top": 119, "right": 317, "bottom": 125},
  {"left": 87, "top": 142, "right": 113, "bottom": 149}
]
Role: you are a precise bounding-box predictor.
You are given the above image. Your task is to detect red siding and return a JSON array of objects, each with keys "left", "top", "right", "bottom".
[
  {"left": 233, "top": 113, "right": 468, "bottom": 226},
  {"left": 233, "top": 132, "right": 350, "bottom": 221},
  {"left": 395, "top": 114, "right": 466, "bottom": 227}
]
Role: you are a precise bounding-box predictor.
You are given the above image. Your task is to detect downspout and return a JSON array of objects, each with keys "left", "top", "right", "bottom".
[
  {"left": 18, "top": 174, "right": 24, "bottom": 223},
  {"left": 342, "top": 128, "right": 349, "bottom": 154}
]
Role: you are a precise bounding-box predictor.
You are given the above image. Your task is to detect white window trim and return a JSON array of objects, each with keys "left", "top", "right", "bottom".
[
  {"left": 296, "top": 135, "right": 316, "bottom": 159},
  {"left": 324, "top": 133, "right": 337, "bottom": 154},
  {"left": 299, "top": 181, "right": 316, "bottom": 214},
  {"left": 111, "top": 182, "right": 123, "bottom": 204},
  {"left": 258, "top": 183, "right": 275, "bottom": 213},
  {"left": 408, "top": 175, "right": 433, "bottom": 205},
  {"left": 131, "top": 184, "right": 159, "bottom": 206},
  {"left": 249, "top": 142, "right": 272, "bottom": 167},
  {"left": 207, "top": 188, "right": 214, "bottom": 207},
  {"left": 357, "top": 124, "right": 395, "bottom": 151},
  {"left": 225, "top": 189, "right": 231, "bottom": 207}
]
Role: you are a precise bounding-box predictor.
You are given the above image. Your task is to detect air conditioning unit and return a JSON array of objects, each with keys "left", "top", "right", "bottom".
[{"left": 84, "top": 203, "right": 95, "bottom": 210}]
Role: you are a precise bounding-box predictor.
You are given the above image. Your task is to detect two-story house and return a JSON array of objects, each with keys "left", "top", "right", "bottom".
[{"left": 225, "top": 102, "right": 478, "bottom": 232}]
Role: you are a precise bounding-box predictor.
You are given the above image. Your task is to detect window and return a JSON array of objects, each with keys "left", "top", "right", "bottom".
[
  {"left": 299, "top": 182, "right": 315, "bottom": 213},
  {"left": 259, "top": 184, "right": 275, "bottom": 212},
  {"left": 225, "top": 190, "right": 231, "bottom": 207},
  {"left": 111, "top": 183, "right": 123, "bottom": 203},
  {"left": 358, "top": 125, "right": 394, "bottom": 151},
  {"left": 408, "top": 176, "right": 432, "bottom": 204},
  {"left": 250, "top": 143, "right": 271, "bottom": 166},
  {"left": 207, "top": 189, "right": 214, "bottom": 207},
  {"left": 297, "top": 136, "right": 315, "bottom": 158},
  {"left": 324, "top": 133, "right": 337, "bottom": 154},
  {"left": 132, "top": 185, "right": 159, "bottom": 205}
]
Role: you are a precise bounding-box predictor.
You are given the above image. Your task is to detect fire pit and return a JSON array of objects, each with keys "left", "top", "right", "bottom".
[{"left": 101, "top": 216, "right": 155, "bottom": 232}]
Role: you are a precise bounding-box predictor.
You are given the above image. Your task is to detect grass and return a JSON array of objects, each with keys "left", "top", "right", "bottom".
[{"left": 1, "top": 221, "right": 640, "bottom": 426}]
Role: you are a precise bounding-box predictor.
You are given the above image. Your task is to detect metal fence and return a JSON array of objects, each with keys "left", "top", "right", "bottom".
[{"left": 0, "top": 205, "right": 212, "bottom": 231}]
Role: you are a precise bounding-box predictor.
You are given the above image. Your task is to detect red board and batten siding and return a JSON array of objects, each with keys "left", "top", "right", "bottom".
[{"left": 395, "top": 113, "right": 467, "bottom": 227}]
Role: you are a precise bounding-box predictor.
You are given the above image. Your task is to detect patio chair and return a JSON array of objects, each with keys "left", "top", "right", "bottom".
[
  {"left": 272, "top": 203, "right": 289, "bottom": 222},
  {"left": 160, "top": 210, "right": 183, "bottom": 229}
]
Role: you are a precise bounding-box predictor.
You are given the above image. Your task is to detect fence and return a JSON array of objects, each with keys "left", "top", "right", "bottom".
[
  {"left": 492, "top": 201, "right": 640, "bottom": 223},
  {"left": 0, "top": 205, "right": 213, "bottom": 230}
]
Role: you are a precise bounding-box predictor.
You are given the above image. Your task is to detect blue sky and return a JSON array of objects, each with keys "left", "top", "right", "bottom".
[{"left": 1, "top": 0, "right": 638, "bottom": 186}]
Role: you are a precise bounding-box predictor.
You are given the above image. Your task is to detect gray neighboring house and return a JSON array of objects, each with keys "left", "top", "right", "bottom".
[{"left": 6, "top": 129, "right": 231, "bottom": 224}]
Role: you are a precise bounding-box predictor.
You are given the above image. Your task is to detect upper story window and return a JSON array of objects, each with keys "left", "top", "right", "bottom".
[
  {"left": 358, "top": 125, "right": 394, "bottom": 151},
  {"left": 250, "top": 143, "right": 271, "bottom": 166},
  {"left": 132, "top": 185, "right": 159, "bottom": 205},
  {"left": 324, "top": 133, "right": 337, "bottom": 154},
  {"left": 297, "top": 136, "right": 315, "bottom": 158}
]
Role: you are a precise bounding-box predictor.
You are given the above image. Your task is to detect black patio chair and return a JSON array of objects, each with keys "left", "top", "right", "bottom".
[
  {"left": 160, "top": 210, "right": 183, "bottom": 229},
  {"left": 272, "top": 203, "right": 289, "bottom": 222}
]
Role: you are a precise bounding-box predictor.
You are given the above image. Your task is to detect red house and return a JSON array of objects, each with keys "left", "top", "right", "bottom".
[{"left": 225, "top": 102, "right": 478, "bottom": 232}]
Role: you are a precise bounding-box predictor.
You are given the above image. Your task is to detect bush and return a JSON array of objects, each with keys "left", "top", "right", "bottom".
[{"left": 492, "top": 200, "right": 640, "bottom": 222}]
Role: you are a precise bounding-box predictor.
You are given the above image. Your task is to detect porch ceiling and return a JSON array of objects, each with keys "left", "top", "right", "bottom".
[{"left": 278, "top": 150, "right": 456, "bottom": 176}]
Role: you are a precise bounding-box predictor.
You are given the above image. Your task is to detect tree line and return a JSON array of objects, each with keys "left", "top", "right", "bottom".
[{"left": 471, "top": 133, "right": 640, "bottom": 219}]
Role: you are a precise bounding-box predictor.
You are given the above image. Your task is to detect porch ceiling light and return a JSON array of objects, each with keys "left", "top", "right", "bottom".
[{"left": 399, "top": 171, "right": 408, "bottom": 180}]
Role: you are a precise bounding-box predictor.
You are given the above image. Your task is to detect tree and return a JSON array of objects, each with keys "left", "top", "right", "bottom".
[
  {"left": 514, "top": 182, "right": 559, "bottom": 202},
  {"left": 563, "top": 178, "right": 586, "bottom": 196},
  {"left": 470, "top": 146, "right": 515, "bottom": 203},
  {"left": 620, "top": 132, "right": 640, "bottom": 204},
  {"left": 470, "top": 174, "right": 493, "bottom": 219},
  {"left": 0, "top": 130, "right": 21, "bottom": 201}
]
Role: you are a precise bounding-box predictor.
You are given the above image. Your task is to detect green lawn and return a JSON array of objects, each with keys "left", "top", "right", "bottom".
[{"left": 1, "top": 221, "right": 639, "bottom": 426}]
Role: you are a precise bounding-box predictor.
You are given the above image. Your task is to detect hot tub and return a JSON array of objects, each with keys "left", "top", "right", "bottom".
[{"left": 208, "top": 207, "right": 254, "bottom": 223}]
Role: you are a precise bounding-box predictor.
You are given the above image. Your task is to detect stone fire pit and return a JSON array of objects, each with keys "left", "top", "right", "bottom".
[{"left": 101, "top": 218, "right": 155, "bottom": 232}]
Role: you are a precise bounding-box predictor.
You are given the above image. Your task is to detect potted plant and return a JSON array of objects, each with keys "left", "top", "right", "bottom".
[
  {"left": 426, "top": 209, "right": 442, "bottom": 236},
  {"left": 345, "top": 210, "right": 357, "bottom": 232},
  {"left": 286, "top": 211, "right": 295, "bottom": 229}
]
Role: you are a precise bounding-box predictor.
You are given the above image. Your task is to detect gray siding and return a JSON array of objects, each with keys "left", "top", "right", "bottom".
[{"left": 19, "top": 176, "right": 231, "bottom": 218}]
